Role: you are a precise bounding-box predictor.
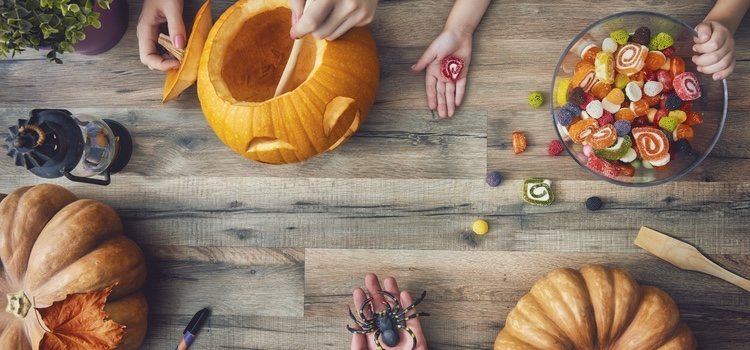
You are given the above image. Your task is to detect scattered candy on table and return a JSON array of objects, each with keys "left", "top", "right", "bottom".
[
  {"left": 585, "top": 196, "right": 603, "bottom": 211},
  {"left": 523, "top": 178, "right": 555, "bottom": 206},
  {"left": 554, "top": 25, "right": 704, "bottom": 180},
  {"left": 548, "top": 139, "right": 564, "bottom": 156},
  {"left": 512, "top": 131, "right": 527, "bottom": 154},
  {"left": 472, "top": 219, "right": 489, "bottom": 235},
  {"left": 486, "top": 171, "right": 503, "bottom": 187},
  {"left": 528, "top": 91, "right": 545, "bottom": 108}
]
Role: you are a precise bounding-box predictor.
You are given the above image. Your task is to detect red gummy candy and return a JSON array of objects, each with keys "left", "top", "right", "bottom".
[
  {"left": 598, "top": 111, "right": 614, "bottom": 126},
  {"left": 441, "top": 55, "right": 464, "bottom": 82},
  {"left": 680, "top": 101, "right": 693, "bottom": 112},
  {"left": 579, "top": 93, "right": 598, "bottom": 109},
  {"left": 548, "top": 139, "right": 565, "bottom": 156},
  {"left": 657, "top": 70, "right": 673, "bottom": 92},
  {"left": 673, "top": 72, "right": 701, "bottom": 101},
  {"left": 645, "top": 70, "right": 657, "bottom": 82},
  {"left": 587, "top": 154, "right": 620, "bottom": 179},
  {"left": 632, "top": 116, "right": 651, "bottom": 128},
  {"left": 662, "top": 46, "right": 676, "bottom": 57},
  {"left": 653, "top": 108, "right": 668, "bottom": 125}
]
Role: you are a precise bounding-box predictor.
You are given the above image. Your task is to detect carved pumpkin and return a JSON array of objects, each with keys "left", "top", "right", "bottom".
[
  {"left": 495, "top": 265, "right": 696, "bottom": 350},
  {"left": 197, "top": 0, "right": 380, "bottom": 164},
  {"left": 0, "top": 184, "right": 147, "bottom": 350}
]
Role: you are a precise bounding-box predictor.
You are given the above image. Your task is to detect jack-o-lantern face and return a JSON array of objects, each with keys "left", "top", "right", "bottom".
[{"left": 196, "top": 0, "right": 379, "bottom": 164}]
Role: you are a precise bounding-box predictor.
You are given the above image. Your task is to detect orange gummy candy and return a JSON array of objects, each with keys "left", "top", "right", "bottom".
[
  {"left": 571, "top": 66, "right": 598, "bottom": 93},
  {"left": 569, "top": 118, "right": 599, "bottom": 144},
  {"left": 591, "top": 81, "right": 613, "bottom": 100},
  {"left": 588, "top": 124, "right": 618, "bottom": 149},
  {"left": 670, "top": 57, "right": 686, "bottom": 77},
  {"left": 629, "top": 70, "right": 647, "bottom": 87},
  {"left": 684, "top": 111, "right": 704, "bottom": 126},
  {"left": 581, "top": 45, "right": 601, "bottom": 63},
  {"left": 615, "top": 162, "right": 636, "bottom": 177},
  {"left": 615, "top": 108, "right": 637, "bottom": 123},
  {"left": 644, "top": 51, "right": 668, "bottom": 71},
  {"left": 606, "top": 88, "right": 625, "bottom": 105},
  {"left": 630, "top": 99, "right": 650, "bottom": 117},
  {"left": 673, "top": 124, "right": 694, "bottom": 140},
  {"left": 576, "top": 61, "right": 595, "bottom": 73},
  {"left": 643, "top": 94, "right": 661, "bottom": 107}
]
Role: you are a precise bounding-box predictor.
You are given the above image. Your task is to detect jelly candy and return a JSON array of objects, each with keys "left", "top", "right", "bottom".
[
  {"left": 583, "top": 144, "right": 594, "bottom": 157},
  {"left": 658, "top": 115, "right": 679, "bottom": 133},
  {"left": 615, "top": 43, "right": 648, "bottom": 76},
  {"left": 615, "top": 162, "right": 636, "bottom": 177},
  {"left": 586, "top": 100, "right": 604, "bottom": 119},
  {"left": 581, "top": 44, "right": 601, "bottom": 63},
  {"left": 632, "top": 126, "right": 671, "bottom": 165},
  {"left": 680, "top": 101, "right": 693, "bottom": 112},
  {"left": 569, "top": 118, "right": 599, "bottom": 143},
  {"left": 602, "top": 37, "right": 619, "bottom": 53},
  {"left": 673, "top": 72, "right": 701, "bottom": 101},
  {"left": 669, "top": 57, "right": 686, "bottom": 77},
  {"left": 610, "top": 30, "right": 630, "bottom": 45},
  {"left": 662, "top": 46, "right": 676, "bottom": 57},
  {"left": 594, "top": 135, "right": 632, "bottom": 160},
  {"left": 555, "top": 78, "right": 570, "bottom": 107},
  {"left": 522, "top": 178, "right": 555, "bottom": 206},
  {"left": 630, "top": 99, "right": 650, "bottom": 117},
  {"left": 647, "top": 108, "right": 658, "bottom": 123},
  {"left": 595, "top": 51, "right": 615, "bottom": 84},
  {"left": 571, "top": 65, "right": 599, "bottom": 93},
  {"left": 548, "top": 139, "right": 564, "bottom": 156},
  {"left": 589, "top": 124, "right": 618, "bottom": 149},
  {"left": 615, "top": 108, "right": 637, "bottom": 123},
  {"left": 669, "top": 110, "right": 687, "bottom": 124},
  {"left": 619, "top": 147, "right": 637, "bottom": 163},
  {"left": 644, "top": 51, "right": 668, "bottom": 71},
  {"left": 585, "top": 196, "right": 603, "bottom": 211},
  {"left": 441, "top": 55, "right": 464, "bottom": 82},
  {"left": 564, "top": 102, "right": 582, "bottom": 116},
  {"left": 629, "top": 70, "right": 647, "bottom": 88},
  {"left": 665, "top": 92, "right": 683, "bottom": 110},
  {"left": 580, "top": 93, "right": 598, "bottom": 109},
  {"left": 614, "top": 73, "right": 630, "bottom": 90},
  {"left": 649, "top": 108, "right": 668, "bottom": 124},
  {"left": 591, "top": 81, "right": 613, "bottom": 100},
  {"left": 632, "top": 116, "right": 650, "bottom": 128},
  {"left": 643, "top": 81, "right": 663, "bottom": 97},
  {"left": 673, "top": 124, "right": 694, "bottom": 141},
  {"left": 625, "top": 81, "right": 643, "bottom": 102},
  {"left": 472, "top": 219, "right": 489, "bottom": 235},
  {"left": 649, "top": 32, "right": 674, "bottom": 51},
  {"left": 512, "top": 131, "right": 527, "bottom": 154},
  {"left": 576, "top": 60, "right": 595, "bottom": 74},
  {"left": 632, "top": 26, "right": 651, "bottom": 46},
  {"left": 598, "top": 111, "right": 614, "bottom": 126},
  {"left": 528, "top": 91, "right": 544, "bottom": 108},
  {"left": 657, "top": 70, "right": 673, "bottom": 92},
  {"left": 643, "top": 94, "right": 661, "bottom": 107},
  {"left": 684, "top": 111, "right": 704, "bottom": 126},
  {"left": 614, "top": 120, "right": 631, "bottom": 136},
  {"left": 568, "top": 87, "right": 586, "bottom": 106},
  {"left": 605, "top": 88, "right": 625, "bottom": 104},
  {"left": 673, "top": 139, "right": 692, "bottom": 154},
  {"left": 645, "top": 70, "right": 658, "bottom": 82},
  {"left": 586, "top": 154, "right": 620, "bottom": 179},
  {"left": 486, "top": 171, "right": 503, "bottom": 187}
]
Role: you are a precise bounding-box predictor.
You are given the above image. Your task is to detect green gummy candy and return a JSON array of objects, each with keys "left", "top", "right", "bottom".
[
  {"left": 658, "top": 116, "right": 679, "bottom": 133},
  {"left": 523, "top": 178, "right": 555, "bottom": 206},
  {"left": 610, "top": 30, "right": 629, "bottom": 45},
  {"left": 649, "top": 32, "right": 674, "bottom": 51},
  {"left": 594, "top": 136, "right": 632, "bottom": 161},
  {"left": 528, "top": 91, "right": 544, "bottom": 108}
]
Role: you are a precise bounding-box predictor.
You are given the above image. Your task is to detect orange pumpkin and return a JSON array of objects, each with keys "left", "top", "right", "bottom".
[
  {"left": 495, "top": 265, "right": 696, "bottom": 350},
  {"left": 196, "top": 0, "right": 380, "bottom": 164},
  {"left": 0, "top": 184, "right": 147, "bottom": 350}
]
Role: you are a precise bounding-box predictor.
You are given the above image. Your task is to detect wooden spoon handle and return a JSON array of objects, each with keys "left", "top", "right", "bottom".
[{"left": 274, "top": 0, "right": 313, "bottom": 97}]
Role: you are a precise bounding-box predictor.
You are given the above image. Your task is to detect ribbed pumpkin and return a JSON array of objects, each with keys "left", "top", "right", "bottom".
[
  {"left": 0, "top": 184, "right": 147, "bottom": 350},
  {"left": 197, "top": 0, "right": 380, "bottom": 164},
  {"left": 495, "top": 265, "right": 696, "bottom": 350}
]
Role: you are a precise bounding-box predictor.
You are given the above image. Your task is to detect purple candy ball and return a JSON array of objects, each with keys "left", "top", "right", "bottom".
[
  {"left": 486, "top": 171, "right": 503, "bottom": 187},
  {"left": 614, "top": 120, "right": 631, "bottom": 137},
  {"left": 556, "top": 108, "right": 574, "bottom": 127},
  {"left": 564, "top": 102, "right": 582, "bottom": 116}
]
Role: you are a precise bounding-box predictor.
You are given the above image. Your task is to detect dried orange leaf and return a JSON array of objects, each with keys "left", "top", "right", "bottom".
[
  {"left": 37, "top": 286, "right": 124, "bottom": 350},
  {"left": 163, "top": 0, "right": 214, "bottom": 102}
]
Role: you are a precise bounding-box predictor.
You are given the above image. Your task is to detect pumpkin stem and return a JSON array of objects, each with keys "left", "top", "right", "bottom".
[{"left": 5, "top": 291, "right": 32, "bottom": 319}]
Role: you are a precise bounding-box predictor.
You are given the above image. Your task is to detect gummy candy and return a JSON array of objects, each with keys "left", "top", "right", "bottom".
[
  {"left": 586, "top": 100, "right": 604, "bottom": 119},
  {"left": 680, "top": 101, "right": 693, "bottom": 112},
  {"left": 630, "top": 99, "right": 650, "bottom": 116},
  {"left": 615, "top": 43, "right": 648, "bottom": 76},
  {"left": 673, "top": 124, "right": 694, "bottom": 141},
  {"left": 669, "top": 56, "right": 686, "bottom": 77},
  {"left": 632, "top": 116, "right": 651, "bottom": 128},
  {"left": 528, "top": 91, "right": 544, "bottom": 108},
  {"left": 610, "top": 30, "right": 630, "bottom": 45},
  {"left": 649, "top": 32, "right": 674, "bottom": 51},
  {"left": 657, "top": 70, "right": 674, "bottom": 92},
  {"left": 615, "top": 108, "right": 637, "bottom": 123},
  {"left": 571, "top": 65, "right": 599, "bottom": 93},
  {"left": 586, "top": 154, "right": 620, "bottom": 179},
  {"left": 633, "top": 126, "right": 670, "bottom": 165},
  {"left": 548, "top": 139, "right": 564, "bottom": 156},
  {"left": 605, "top": 88, "right": 625, "bottom": 104},
  {"left": 662, "top": 46, "right": 676, "bottom": 57},
  {"left": 569, "top": 118, "right": 599, "bottom": 143},
  {"left": 643, "top": 94, "right": 661, "bottom": 107},
  {"left": 523, "top": 178, "right": 555, "bottom": 206},
  {"left": 665, "top": 92, "right": 683, "bottom": 110},
  {"left": 615, "top": 162, "right": 636, "bottom": 177},
  {"left": 555, "top": 78, "right": 570, "bottom": 107},
  {"left": 673, "top": 139, "right": 692, "bottom": 154},
  {"left": 625, "top": 81, "right": 643, "bottom": 102},
  {"left": 658, "top": 115, "right": 679, "bottom": 133},
  {"left": 646, "top": 108, "right": 658, "bottom": 122},
  {"left": 602, "top": 37, "right": 618, "bottom": 53},
  {"left": 629, "top": 70, "right": 647, "bottom": 88},
  {"left": 649, "top": 108, "right": 668, "bottom": 124},
  {"left": 512, "top": 131, "right": 527, "bottom": 154},
  {"left": 576, "top": 60, "right": 595, "bottom": 74},
  {"left": 580, "top": 93, "right": 598, "bottom": 109},
  {"left": 441, "top": 55, "right": 464, "bottom": 82},
  {"left": 486, "top": 171, "right": 503, "bottom": 187},
  {"left": 590, "top": 82, "right": 612, "bottom": 100},
  {"left": 643, "top": 81, "right": 663, "bottom": 97},
  {"left": 619, "top": 147, "right": 638, "bottom": 163},
  {"left": 684, "top": 111, "right": 704, "bottom": 126},
  {"left": 614, "top": 73, "right": 630, "bottom": 90},
  {"left": 644, "top": 51, "right": 668, "bottom": 71},
  {"left": 602, "top": 99, "right": 620, "bottom": 114},
  {"left": 595, "top": 51, "right": 615, "bottom": 84},
  {"left": 673, "top": 72, "right": 701, "bottom": 101},
  {"left": 568, "top": 87, "right": 586, "bottom": 105},
  {"left": 631, "top": 26, "right": 651, "bottom": 46},
  {"left": 614, "top": 120, "right": 631, "bottom": 136},
  {"left": 581, "top": 44, "right": 601, "bottom": 63},
  {"left": 589, "top": 124, "right": 618, "bottom": 150},
  {"left": 598, "top": 111, "right": 614, "bottom": 127},
  {"left": 583, "top": 144, "right": 594, "bottom": 157},
  {"left": 585, "top": 196, "right": 603, "bottom": 211},
  {"left": 556, "top": 108, "right": 575, "bottom": 127},
  {"left": 564, "top": 102, "right": 582, "bottom": 116},
  {"left": 594, "top": 135, "right": 632, "bottom": 159},
  {"left": 472, "top": 219, "right": 489, "bottom": 235}
]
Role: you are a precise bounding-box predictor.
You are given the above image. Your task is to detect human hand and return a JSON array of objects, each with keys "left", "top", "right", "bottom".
[
  {"left": 137, "top": 0, "right": 185, "bottom": 71},
  {"left": 692, "top": 21, "right": 735, "bottom": 80},
  {"left": 349, "top": 273, "right": 428, "bottom": 350},
  {"left": 411, "top": 29, "right": 473, "bottom": 118},
  {"left": 289, "top": 0, "right": 377, "bottom": 40}
]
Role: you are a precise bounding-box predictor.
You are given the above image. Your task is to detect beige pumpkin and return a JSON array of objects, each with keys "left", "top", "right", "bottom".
[
  {"left": 495, "top": 265, "right": 696, "bottom": 350},
  {"left": 197, "top": 0, "right": 380, "bottom": 164},
  {"left": 0, "top": 184, "right": 147, "bottom": 350}
]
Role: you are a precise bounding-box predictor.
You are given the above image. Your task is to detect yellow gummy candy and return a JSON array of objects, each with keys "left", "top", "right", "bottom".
[
  {"left": 595, "top": 51, "right": 615, "bottom": 84},
  {"left": 555, "top": 78, "right": 570, "bottom": 107},
  {"left": 614, "top": 73, "right": 630, "bottom": 90},
  {"left": 472, "top": 219, "right": 489, "bottom": 235}
]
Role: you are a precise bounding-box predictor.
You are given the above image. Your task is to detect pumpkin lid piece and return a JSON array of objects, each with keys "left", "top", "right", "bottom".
[{"left": 162, "top": 0, "right": 213, "bottom": 103}]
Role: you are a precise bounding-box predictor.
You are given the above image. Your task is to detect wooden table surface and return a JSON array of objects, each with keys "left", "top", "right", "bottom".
[{"left": 2, "top": 0, "right": 749, "bottom": 349}]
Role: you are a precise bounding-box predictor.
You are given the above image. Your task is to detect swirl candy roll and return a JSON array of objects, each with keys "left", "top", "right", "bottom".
[
  {"left": 569, "top": 118, "right": 599, "bottom": 144},
  {"left": 595, "top": 51, "right": 615, "bottom": 84},
  {"left": 571, "top": 65, "right": 599, "bottom": 93},
  {"left": 615, "top": 43, "right": 649, "bottom": 76},
  {"left": 588, "top": 124, "right": 618, "bottom": 150},
  {"left": 673, "top": 72, "right": 701, "bottom": 101},
  {"left": 522, "top": 178, "right": 555, "bottom": 206},
  {"left": 632, "top": 126, "right": 671, "bottom": 165}
]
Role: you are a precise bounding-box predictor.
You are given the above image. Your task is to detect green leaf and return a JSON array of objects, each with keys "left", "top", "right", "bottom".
[
  {"left": 96, "top": 0, "right": 110, "bottom": 10},
  {"left": 88, "top": 16, "right": 99, "bottom": 29},
  {"left": 67, "top": 4, "right": 79, "bottom": 13}
]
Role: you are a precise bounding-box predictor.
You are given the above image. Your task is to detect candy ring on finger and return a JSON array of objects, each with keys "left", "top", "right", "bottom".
[{"left": 441, "top": 55, "right": 464, "bottom": 82}]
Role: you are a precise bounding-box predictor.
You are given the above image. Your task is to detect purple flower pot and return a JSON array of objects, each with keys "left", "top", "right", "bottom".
[{"left": 74, "top": 0, "right": 129, "bottom": 55}]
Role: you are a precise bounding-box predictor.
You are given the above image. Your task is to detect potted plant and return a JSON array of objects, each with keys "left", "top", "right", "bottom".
[{"left": 0, "top": 0, "right": 128, "bottom": 63}]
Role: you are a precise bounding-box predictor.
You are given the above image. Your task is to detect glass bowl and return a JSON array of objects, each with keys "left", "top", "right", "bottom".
[{"left": 551, "top": 11, "right": 727, "bottom": 187}]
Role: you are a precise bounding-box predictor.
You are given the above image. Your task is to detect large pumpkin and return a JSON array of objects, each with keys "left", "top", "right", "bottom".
[
  {"left": 495, "top": 265, "right": 696, "bottom": 350},
  {"left": 197, "top": 0, "right": 380, "bottom": 164},
  {"left": 0, "top": 184, "right": 147, "bottom": 350}
]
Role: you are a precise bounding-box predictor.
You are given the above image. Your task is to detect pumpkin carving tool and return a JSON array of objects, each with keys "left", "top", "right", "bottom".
[
  {"left": 175, "top": 307, "right": 211, "bottom": 350},
  {"left": 635, "top": 226, "right": 750, "bottom": 292},
  {"left": 274, "top": 0, "right": 313, "bottom": 97}
]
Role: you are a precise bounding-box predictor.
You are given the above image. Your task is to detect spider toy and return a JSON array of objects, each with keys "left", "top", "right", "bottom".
[{"left": 347, "top": 290, "right": 429, "bottom": 350}]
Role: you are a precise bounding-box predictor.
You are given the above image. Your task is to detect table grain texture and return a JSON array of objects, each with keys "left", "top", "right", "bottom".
[{"left": 1, "top": 0, "right": 749, "bottom": 349}]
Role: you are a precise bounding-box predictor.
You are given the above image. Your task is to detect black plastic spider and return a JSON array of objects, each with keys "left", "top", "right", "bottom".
[{"left": 347, "top": 290, "right": 429, "bottom": 350}]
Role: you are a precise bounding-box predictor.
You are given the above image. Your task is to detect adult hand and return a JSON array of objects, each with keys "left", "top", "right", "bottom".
[
  {"left": 289, "top": 0, "right": 377, "bottom": 40},
  {"left": 411, "top": 28, "right": 473, "bottom": 118},
  {"left": 693, "top": 21, "right": 735, "bottom": 80},
  {"left": 349, "top": 273, "right": 428, "bottom": 350},
  {"left": 137, "top": 0, "right": 186, "bottom": 71}
]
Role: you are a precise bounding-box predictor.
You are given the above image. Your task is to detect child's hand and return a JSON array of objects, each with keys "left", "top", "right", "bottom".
[
  {"left": 136, "top": 0, "right": 185, "bottom": 71},
  {"left": 692, "top": 21, "right": 735, "bottom": 80},
  {"left": 290, "top": 0, "right": 378, "bottom": 40},
  {"left": 411, "top": 29, "right": 473, "bottom": 118}
]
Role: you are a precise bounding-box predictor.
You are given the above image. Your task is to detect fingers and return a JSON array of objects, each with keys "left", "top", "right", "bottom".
[
  {"left": 291, "top": 0, "right": 335, "bottom": 39},
  {"left": 693, "top": 22, "right": 712, "bottom": 44},
  {"left": 455, "top": 78, "right": 467, "bottom": 107},
  {"left": 436, "top": 81, "right": 447, "bottom": 118},
  {"left": 412, "top": 45, "right": 437, "bottom": 72},
  {"left": 365, "top": 273, "right": 386, "bottom": 313},
  {"left": 289, "top": 0, "right": 305, "bottom": 25},
  {"left": 712, "top": 61, "right": 735, "bottom": 80},
  {"left": 693, "top": 23, "right": 727, "bottom": 54},
  {"left": 699, "top": 52, "right": 734, "bottom": 75},
  {"left": 446, "top": 83, "right": 456, "bottom": 117},
  {"left": 163, "top": 1, "right": 186, "bottom": 49},
  {"left": 326, "top": 16, "right": 358, "bottom": 41},
  {"left": 692, "top": 42, "right": 731, "bottom": 67},
  {"left": 137, "top": 23, "right": 180, "bottom": 71},
  {"left": 426, "top": 74, "right": 437, "bottom": 111},
  {"left": 400, "top": 290, "right": 426, "bottom": 345},
  {"left": 350, "top": 288, "right": 368, "bottom": 350},
  {"left": 383, "top": 277, "right": 400, "bottom": 301}
]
